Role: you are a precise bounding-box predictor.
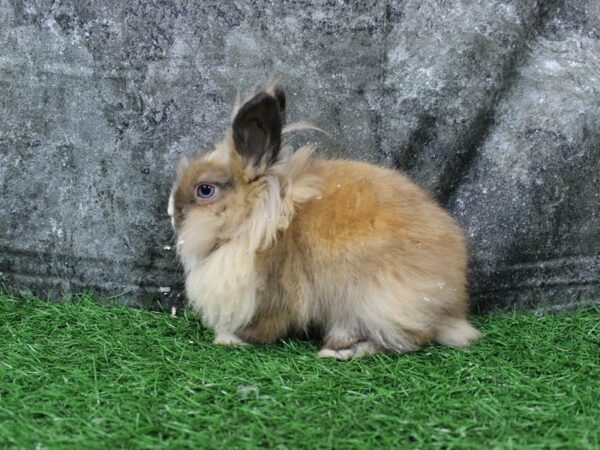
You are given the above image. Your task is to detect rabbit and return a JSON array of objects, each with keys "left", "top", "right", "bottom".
[{"left": 167, "top": 83, "right": 481, "bottom": 360}]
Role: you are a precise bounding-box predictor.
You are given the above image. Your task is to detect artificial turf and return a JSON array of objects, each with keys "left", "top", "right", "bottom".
[{"left": 0, "top": 293, "right": 598, "bottom": 450}]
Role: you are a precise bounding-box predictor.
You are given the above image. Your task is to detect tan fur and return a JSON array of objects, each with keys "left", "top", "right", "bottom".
[{"left": 169, "top": 85, "right": 480, "bottom": 359}]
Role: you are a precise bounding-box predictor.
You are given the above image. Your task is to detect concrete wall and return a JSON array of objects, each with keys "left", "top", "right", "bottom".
[{"left": 1, "top": 1, "right": 599, "bottom": 312}]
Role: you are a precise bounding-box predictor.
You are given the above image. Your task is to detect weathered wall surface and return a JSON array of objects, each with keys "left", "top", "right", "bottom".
[{"left": 1, "top": 1, "right": 599, "bottom": 312}]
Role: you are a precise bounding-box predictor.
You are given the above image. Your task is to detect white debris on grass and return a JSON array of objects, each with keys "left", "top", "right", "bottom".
[{"left": 237, "top": 384, "right": 260, "bottom": 400}]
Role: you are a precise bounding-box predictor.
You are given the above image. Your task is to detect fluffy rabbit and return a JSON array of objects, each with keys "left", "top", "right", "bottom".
[{"left": 168, "top": 83, "right": 480, "bottom": 359}]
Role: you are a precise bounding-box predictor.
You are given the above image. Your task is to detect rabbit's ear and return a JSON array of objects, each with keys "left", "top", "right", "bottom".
[
  {"left": 273, "top": 85, "right": 286, "bottom": 126},
  {"left": 232, "top": 91, "right": 283, "bottom": 167}
]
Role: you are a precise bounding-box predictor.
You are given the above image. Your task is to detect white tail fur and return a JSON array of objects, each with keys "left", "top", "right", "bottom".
[{"left": 434, "top": 319, "right": 482, "bottom": 348}]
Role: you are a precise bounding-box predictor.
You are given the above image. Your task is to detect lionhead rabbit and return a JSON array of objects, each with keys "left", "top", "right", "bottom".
[{"left": 168, "top": 83, "right": 480, "bottom": 359}]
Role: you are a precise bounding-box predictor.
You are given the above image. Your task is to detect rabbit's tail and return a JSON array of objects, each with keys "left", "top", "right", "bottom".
[{"left": 434, "top": 318, "right": 481, "bottom": 348}]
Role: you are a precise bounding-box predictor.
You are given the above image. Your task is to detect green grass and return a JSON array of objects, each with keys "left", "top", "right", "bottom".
[{"left": 0, "top": 293, "right": 598, "bottom": 450}]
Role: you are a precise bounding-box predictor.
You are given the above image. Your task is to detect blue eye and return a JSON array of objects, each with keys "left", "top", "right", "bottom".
[{"left": 197, "top": 184, "right": 216, "bottom": 198}]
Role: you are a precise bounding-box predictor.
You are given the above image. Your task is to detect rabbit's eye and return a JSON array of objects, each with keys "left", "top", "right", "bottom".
[{"left": 196, "top": 184, "right": 217, "bottom": 199}]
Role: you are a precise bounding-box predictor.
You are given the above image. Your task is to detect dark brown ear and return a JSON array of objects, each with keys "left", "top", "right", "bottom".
[
  {"left": 273, "top": 85, "right": 286, "bottom": 126},
  {"left": 232, "top": 89, "right": 285, "bottom": 167}
]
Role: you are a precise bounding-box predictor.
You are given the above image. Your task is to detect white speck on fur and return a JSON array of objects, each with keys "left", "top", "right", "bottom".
[
  {"left": 163, "top": 245, "right": 172, "bottom": 251},
  {"left": 171, "top": 306, "right": 177, "bottom": 317},
  {"left": 159, "top": 286, "right": 171, "bottom": 293}
]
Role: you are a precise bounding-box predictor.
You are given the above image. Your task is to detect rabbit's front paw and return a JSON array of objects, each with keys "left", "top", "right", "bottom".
[
  {"left": 214, "top": 332, "right": 250, "bottom": 346},
  {"left": 317, "top": 341, "right": 380, "bottom": 360}
]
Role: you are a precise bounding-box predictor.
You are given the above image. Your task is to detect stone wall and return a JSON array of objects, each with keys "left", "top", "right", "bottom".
[{"left": 1, "top": 1, "right": 599, "bottom": 312}]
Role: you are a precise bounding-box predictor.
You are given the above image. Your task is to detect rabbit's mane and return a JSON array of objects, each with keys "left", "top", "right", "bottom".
[{"left": 181, "top": 144, "right": 321, "bottom": 333}]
